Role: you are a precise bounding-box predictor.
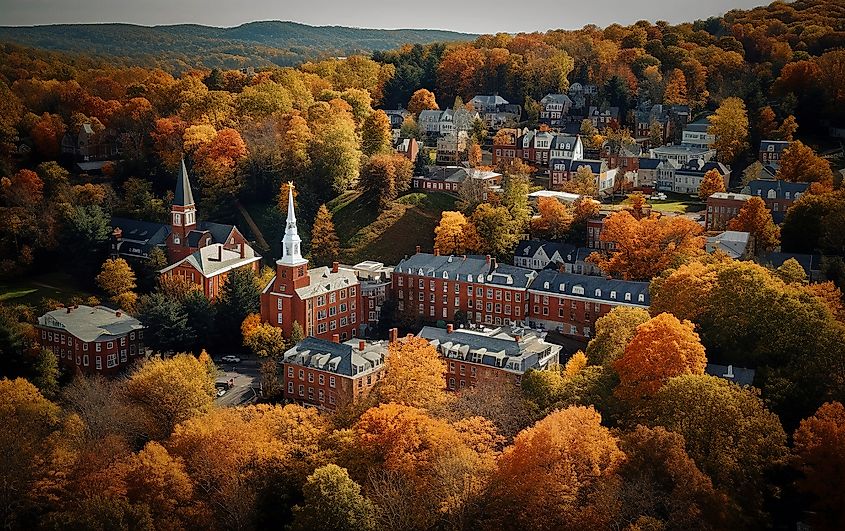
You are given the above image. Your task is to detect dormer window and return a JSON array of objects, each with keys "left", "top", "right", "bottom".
[
  {"left": 442, "top": 271, "right": 448, "bottom": 279},
  {"left": 572, "top": 285, "right": 584, "bottom": 295},
  {"left": 595, "top": 289, "right": 602, "bottom": 297},
  {"left": 624, "top": 292, "right": 631, "bottom": 301},
  {"left": 610, "top": 291, "right": 616, "bottom": 300},
  {"left": 638, "top": 294, "right": 645, "bottom": 302},
  {"left": 559, "top": 283, "right": 566, "bottom": 291}
]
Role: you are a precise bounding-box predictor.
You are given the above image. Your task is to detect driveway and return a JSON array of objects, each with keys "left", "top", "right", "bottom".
[{"left": 214, "top": 356, "right": 261, "bottom": 407}]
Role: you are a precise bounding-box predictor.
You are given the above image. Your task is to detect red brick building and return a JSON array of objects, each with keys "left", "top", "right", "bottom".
[
  {"left": 705, "top": 192, "right": 752, "bottom": 231},
  {"left": 419, "top": 324, "right": 561, "bottom": 390},
  {"left": 759, "top": 140, "right": 789, "bottom": 167},
  {"left": 159, "top": 242, "right": 261, "bottom": 300},
  {"left": 393, "top": 250, "right": 535, "bottom": 328},
  {"left": 492, "top": 128, "right": 521, "bottom": 167},
  {"left": 36, "top": 305, "right": 145, "bottom": 375},
  {"left": 281, "top": 334, "right": 388, "bottom": 410},
  {"left": 527, "top": 269, "right": 650, "bottom": 340},
  {"left": 260, "top": 185, "right": 364, "bottom": 341}
]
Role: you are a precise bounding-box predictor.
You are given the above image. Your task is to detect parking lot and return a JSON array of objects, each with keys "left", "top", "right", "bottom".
[{"left": 214, "top": 356, "right": 261, "bottom": 407}]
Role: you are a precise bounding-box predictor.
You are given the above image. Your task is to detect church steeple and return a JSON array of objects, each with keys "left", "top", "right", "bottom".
[
  {"left": 174, "top": 158, "right": 195, "bottom": 207},
  {"left": 278, "top": 183, "right": 307, "bottom": 266}
]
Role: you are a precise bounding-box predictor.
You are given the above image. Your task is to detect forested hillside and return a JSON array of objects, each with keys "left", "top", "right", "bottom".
[{"left": 0, "top": 21, "right": 475, "bottom": 70}]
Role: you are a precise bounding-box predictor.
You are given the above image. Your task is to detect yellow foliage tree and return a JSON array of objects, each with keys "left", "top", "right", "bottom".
[
  {"left": 728, "top": 196, "right": 780, "bottom": 251},
  {"left": 379, "top": 337, "right": 447, "bottom": 410},
  {"left": 709, "top": 97, "right": 749, "bottom": 164},
  {"left": 698, "top": 169, "right": 726, "bottom": 200},
  {"left": 434, "top": 211, "right": 475, "bottom": 255},
  {"left": 531, "top": 197, "right": 574, "bottom": 240}
]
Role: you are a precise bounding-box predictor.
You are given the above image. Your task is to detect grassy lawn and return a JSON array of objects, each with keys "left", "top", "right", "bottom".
[
  {"left": 0, "top": 271, "right": 96, "bottom": 308},
  {"left": 616, "top": 193, "right": 705, "bottom": 214},
  {"left": 329, "top": 191, "right": 457, "bottom": 265}
]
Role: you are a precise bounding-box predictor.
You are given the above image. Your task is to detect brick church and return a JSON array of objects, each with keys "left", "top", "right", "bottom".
[
  {"left": 260, "top": 184, "right": 363, "bottom": 341},
  {"left": 110, "top": 159, "right": 250, "bottom": 263}
]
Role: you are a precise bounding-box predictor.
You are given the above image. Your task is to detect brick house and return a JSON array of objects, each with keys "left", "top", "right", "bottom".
[
  {"left": 346, "top": 261, "right": 393, "bottom": 333},
  {"left": 260, "top": 185, "right": 363, "bottom": 341},
  {"left": 412, "top": 166, "right": 501, "bottom": 195},
  {"left": 393, "top": 250, "right": 535, "bottom": 328},
  {"left": 419, "top": 324, "right": 561, "bottom": 390},
  {"left": 36, "top": 305, "right": 145, "bottom": 375},
  {"left": 282, "top": 335, "right": 388, "bottom": 410},
  {"left": 492, "top": 128, "right": 521, "bottom": 167},
  {"left": 705, "top": 192, "right": 752, "bottom": 231},
  {"left": 759, "top": 140, "right": 790, "bottom": 168},
  {"left": 527, "top": 270, "right": 650, "bottom": 340},
  {"left": 158, "top": 242, "right": 261, "bottom": 300},
  {"left": 539, "top": 94, "right": 574, "bottom": 128}
]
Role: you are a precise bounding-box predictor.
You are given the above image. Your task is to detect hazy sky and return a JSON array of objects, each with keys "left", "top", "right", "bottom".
[{"left": 0, "top": 0, "right": 768, "bottom": 33}]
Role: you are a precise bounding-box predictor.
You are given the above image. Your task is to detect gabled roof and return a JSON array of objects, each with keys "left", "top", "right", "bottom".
[
  {"left": 541, "top": 93, "right": 573, "bottom": 105},
  {"left": 174, "top": 159, "right": 195, "bottom": 207},
  {"left": 529, "top": 270, "right": 650, "bottom": 306},
  {"left": 395, "top": 253, "right": 490, "bottom": 281},
  {"left": 159, "top": 242, "right": 261, "bottom": 278},
  {"left": 760, "top": 140, "right": 790, "bottom": 153},
  {"left": 295, "top": 266, "right": 359, "bottom": 299},
  {"left": 486, "top": 263, "right": 536, "bottom": 288},
  {"left": 706, "top": 231, "right": 751, "bottom": 259},
  {"left": 550, "top": 134, "right": 580, "bottom": 151},
  {"left": 38, "top": 305, "right": 144, "bottom": 342},
  {"left": 283, "top": 336, "right": 387, "bottom": 377},
  {"left": 638, "top": 158, "right": 662, "bottom": 170},
  {"left": 470, "top": 95, "right": 509, "bottom": 107},
  {"left": 676, "top": 160, "right": 730, "bottom": 176},
  {"left": 745, "top": 179, "right": 808, "bottom": 198}
]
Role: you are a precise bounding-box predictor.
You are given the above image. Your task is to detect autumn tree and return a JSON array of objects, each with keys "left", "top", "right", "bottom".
[
  {"left": 469, "top": 203, "right": 520, "bottom": 258},
  {"left": 467, "top": 142, "right": 482, "bottom": 168},
  {"left": 781, "top": 191, "right": 845, "bottom": 254},
  {"left": 617, "top": 425, "right": 733, "bottom": 530},
  {"left": 407, "top": 88, "right": 439, "bottom": 117},
  {"left": 290, "top": 464, "right": 376, "bottom": 531},
  {"left": 123, "top": 354, "right": 216, "bottom": 439},
  {"left": 278, "top": 114, "right": 313, "bottom": 178},
  {"left": 309, "top": 104, "right": 361, "bottom": 194},
  {"left": 31, "top": 112, "right": 66, "bottom": 159},
  {"left": 776, "top": 257, "right": 807, "bottom": 284},
  {"left": 486, "top": 406, "right": 624, "bottom": 530},
  {"left": 792, "top": 401, "right": 845, "bottom": 531},
  {"left": 756, "top": 106, "right": 778, "bottom": 140},
  {"left": 709, "top": 97, "right": 749, "bottom": 164},
  {"left": 531, "top": 197, "right": 573, "bottom": 240},
  {"left": 561, "top": 165, "right": 599, "bottom": 197},
  {"left": 277, "top": 181, "right": 299, "bottom": 214},
  {"left": 614, "top": 313, "right": 707, "bottom": 400},
  {"left": 2, "top": 169, "right": 44, "bottom": 207},
  {"left": 359, "top": 153, "right": 412, "bottom": 211},
  {"left": 193, "top": 127, "right": 249, "bottom": 204},
  {"left": 379, "top": 336, "right": 447, "bottom": 410},
  {"left": 663, "top": 69, "right": 688, "bottom": 106},
  {"left": 776, "top": 140, "right": 834, "bottom": 188},
  {"left": 586, "top": 306, "right": 651, "bottom": 366},
  {"left": 649, "top": 375, "right": 788, "bottom": 525},
  {"left": 361, "top": 110, "right": 392, "bottom": 156},
  {"left": 310, "top": 204, "right": 341, "bottom": 267},
  {"left": 241, "top": 313, "right": 287, "bottom": 358},
  {"left": 589, "top": 211, "right": 704, "bottom": 280},
  {"left": 96, "top": 258, "right": 137, "bottom": 309},
  {"left": 434, "top": 211, "right": 476, "bottom": 255},
  {"left": 777, "top": 114, "right": 798, "bottom": 141},
  {"left": 698, "top": 168, "right": 726, "bottom": 200},
  {"left": 728, "top": 196, "right": 780, "bottom": 251}
]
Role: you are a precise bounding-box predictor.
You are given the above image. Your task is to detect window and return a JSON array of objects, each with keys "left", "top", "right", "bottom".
[
  {"left": 107, "top": 341, "right": 114, "bottom": 350},
  {"left": 329, "top": 293, "right": 336, "bottom": 303},
  {"left": 330, "top": 376, "right": 336, "bottom": 388},
  {"left": 288, "top": 382, "right": 294, "bottom": 394},
  {"left": 299, "top": 385, "right": 305, "bottom": 397},
  {"left": 299, "top": 369, "right": 304, "bottom": 380},
  {"left": 96, "top": 343, "right": 101, "bottom": 352},
  {"left": 83, "top": 355, "right": 89, "bottom": 366},
  {"left": 107, "top": 353, "right": 117, "bottom": 368},
  {"left": 288, "top": 367, "right": 294, "bottom": 378},
  {"left": 95, "top": 356, "right": 102, "bottom": 370},
  {"left": 120, "top": 350, "right": 127, "bottom": 362},
  {"left": 83, "top": 343, "right": 88, "bottom": 351}
]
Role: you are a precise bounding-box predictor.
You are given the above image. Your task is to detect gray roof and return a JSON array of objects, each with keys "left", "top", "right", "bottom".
[
  {"left": 174, "top": 159, "right": 195, "bottom": 207},
  {"left": 295, "top": 266, "right": 359, "bottom": 299},
  {"left": 529, "top": 269, "right": 650, "bottom": 306},
  {"left": 638, "top": 157, "right": 662, "bottom": 170},
  {"left": 705, "top": 231, "right": 750, "bottom": 259},
  {"left": 705, "top": 363, "right": 756, "bottom": 386},
  {"left": 652, "top": 145, "right": 713, "bottom": 156},
  {"left": 550, "top": 134, "right": 580, "bottom": 151},
  {"left": 760, "top": 140, "right": 790, "bottom": 153},
  {"left": 283, "top": 336, "right": 387, "bottom": 377},
  {"left": 470, "top": 95, "right": 509, "bottom": 107},
  {"left": 38, "top": 305, "right": 144, "bottom": 343},
  {"left": 486, "top": 263, "right": 536, "bottom": 288},
  {"left": 159, "top": 243, "right": 260, "bottom": 277},
  {"left": 419, "top": 325, "right": 561, "bottom": 375},
  {"left": 422, "top": 166, "right": 500, "bottom": 183},
  {"left": 516, "top": 240, "right": 579, "bottom": 266},
  {"left": 550, "top": 158, "right": 606, "bottom": 174},
  {"left": 745, "top": 179, "right": 808, "bottom": 198},
  {"left": 758, "top": 252, "right": 822, "bottom": 273},
  {"left": 684, "top": 116, "right": 712, "bottom": 132},
  {"left": 676, "top": 159, "right": 730, "bottom": 177},
  {"left": 395, "top": 253, "right": 490, "bottom": 281},
  {"left": 541, "top": 93, "right": 573, "bottom": 105}
]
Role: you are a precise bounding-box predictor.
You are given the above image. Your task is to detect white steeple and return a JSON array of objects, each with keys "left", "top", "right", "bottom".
[{"left": 278, "top": 183, "right": 307, "bottom": 266}]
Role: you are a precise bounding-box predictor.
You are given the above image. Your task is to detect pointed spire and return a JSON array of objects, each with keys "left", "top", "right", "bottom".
[
  {"left": 174, "top": 158, "right": 195, "bottom": 207},
  {"left": 278, "top": 182, "right": 307, "bottom": 266}
]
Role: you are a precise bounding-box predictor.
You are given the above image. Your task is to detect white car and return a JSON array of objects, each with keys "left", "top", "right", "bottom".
[
  {"left": 216, "top": 388, "right": 227, "bottom": 397},
  {"left": 220, "top": 355, "right": 241, "bottom": 364}
]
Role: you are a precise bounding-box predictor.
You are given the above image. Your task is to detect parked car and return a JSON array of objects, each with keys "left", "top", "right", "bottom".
[{"left": 220, "top": 355, "right": 241, "bottom": 364}]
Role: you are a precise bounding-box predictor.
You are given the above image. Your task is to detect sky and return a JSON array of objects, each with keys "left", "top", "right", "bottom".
[{"left": 0, "top": 0, "right": 769, "bottom": 33}]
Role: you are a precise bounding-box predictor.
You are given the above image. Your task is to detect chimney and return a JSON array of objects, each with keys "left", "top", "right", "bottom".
[
  {"left": 239, "top": 243, "right": 245, "bottom": 259},
  {"left": 389, "top": 327, "right": 398, "bottom": 343},
  {"left": 112, "top": 227, "right": 122, "bottom": 239},
  {"left": 115, "top": 311, "right": 121, "bottom": 317},
  {"left": 491, "top": 257, "right": 497, "bottom": 269},
  {"left": 485, "top": 254, "right": 491, "bottom": 264},
  {"left": 66, "top": 307, "right": 71, "bottom": 313},
  {"left": 447, "top": 324, "right": 454, "bottom": 334},
  {"left": 415, "top": 245, "right": 421, "bottom": 254},
  {"left": 332, "top": 333, "right": 340, "bottom": 344},
  {"left": 359, "top": 340, "right": 366, "bottom": 351},
  {"left": 433, "top": 247, "right": 440, "bottom": 256},
  {"left": 724, "top": 365, "right": 735, "bottom": 378},
  {"left": 332, "top": 261, "right": 339, "bottom": 273}
]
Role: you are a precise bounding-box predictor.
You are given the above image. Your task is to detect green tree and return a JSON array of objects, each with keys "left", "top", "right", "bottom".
[
  {"left": 216, "top": 268, "right": 261, "bottom": 350},
  {"left": 183, "top": 290, "right": 216, "bottom": 353},
  {"left": 290, "top": 464, "right": 376, "bottom": 531},
  {"left": 361, "top": 110, "right": 393, "bottom": 156},
  {"left": 138, "top": 292, "right": 194, "bottom": 354},
  {"left": 469, "top": 204, "right": 520, "bottom": 258},
  {"left": 585, "top": 307, "right": 651, "bottom": 366},
  {"left": 31, "top": 349, "right": 59, "bottom": 399},
  {"left": 62, "top": 205, "right": 111, "bottom": 275}
]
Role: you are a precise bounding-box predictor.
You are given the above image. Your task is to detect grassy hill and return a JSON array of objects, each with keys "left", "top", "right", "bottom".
[
  {"left": 0, "top": 21, "right": 474, "bottom": 70},
  {"left": 328, "top": 192, "right": 456, "bottom": 265}
]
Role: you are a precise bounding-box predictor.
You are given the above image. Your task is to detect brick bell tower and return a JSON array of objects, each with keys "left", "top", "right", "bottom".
[
  {"left": 275, "top": 182, "right": 310, "bottom": 293},
  {"left": 167, "top": 158, "right": 198, "bottom": 262}
]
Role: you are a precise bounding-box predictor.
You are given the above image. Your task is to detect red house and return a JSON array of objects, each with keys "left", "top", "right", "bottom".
[
  {"left": 159, "top": 242, "right": 261, "bottom": 300},
  {"left": 36, "top": 305, "right": 145, "bottom": 375},
  {"left": 260, "top": 184, "right": 364, "bottom": 341}
]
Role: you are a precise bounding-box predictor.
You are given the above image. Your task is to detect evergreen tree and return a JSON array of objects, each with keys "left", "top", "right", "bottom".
[
  {"left": 216, "top": 268, "right": 260, "bottom": 350},
  {"left": 183, "top": 290, "right": 216, "bottom": 353},
  {"left": 310, "top": 205, "right": 341, "bottom": 266},
  {"left": 138, "top": 292, "right": 194, "bottom": 354}
]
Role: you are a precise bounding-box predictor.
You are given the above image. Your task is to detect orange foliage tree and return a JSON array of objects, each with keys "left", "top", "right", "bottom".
[
  {"left": 698, "top": 169, "right": 726, "bottom": 200},
  {"left": 792, "top": 401, "right": 845, "bottom": 531},
  {"left": 613, "top": 313, "right": 707, "bottom": 400},
  {"left": 486, "top": 406, "right": 624, "bottom": 530},
  {"left": 31, "top": 112, "right": 66, "bottom": 159},
  {"left": 379, "top": 336, "right": 447, "bottom": 410},
  {"left": 531, "top": 197, "right": 574, "bottom": 240},
  {"left": 590, "top": 211, "right": 704, "bottom": 281},
  {"left": 776, "top": 140, "right": 834, "bottom": 188},
  {"left": 407, "top": 88, "right": 439, "bottom": 117},
  {"left": 728, "top": 196, "right": 780, "bottom": 251}
]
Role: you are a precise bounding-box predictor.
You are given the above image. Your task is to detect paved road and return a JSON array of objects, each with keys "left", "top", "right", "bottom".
[{"left": 214, "top": 356, "right": 261, "bottom": 407}]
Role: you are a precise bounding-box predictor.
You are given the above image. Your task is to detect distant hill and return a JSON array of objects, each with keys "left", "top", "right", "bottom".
[{"left": 0, "top": 21, "right": 475, "bottom": 70}]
